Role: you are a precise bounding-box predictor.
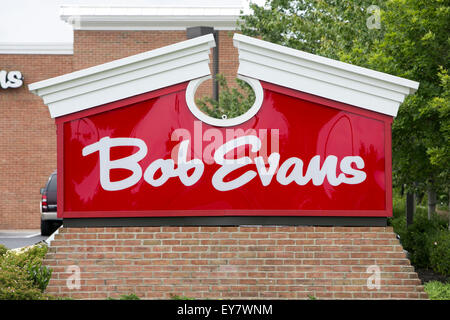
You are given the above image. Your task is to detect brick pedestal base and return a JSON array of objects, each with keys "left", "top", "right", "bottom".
[{"left": 43, "top": 226, "right": 427, "bottom": 299}]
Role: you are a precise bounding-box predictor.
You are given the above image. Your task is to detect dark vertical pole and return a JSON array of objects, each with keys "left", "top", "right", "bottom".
[
  {"left": 212, "top": 30, "right": 219, "bottom": 101},
  {"left": 406, "top": 192, "right": 414, "bottom": 227},
  {"left": 186, "top": 26, "right": 219, "bottom": 101}
]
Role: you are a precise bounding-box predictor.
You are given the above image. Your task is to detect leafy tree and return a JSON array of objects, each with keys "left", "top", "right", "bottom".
[
  {"left": 425, "top": 68, "right": 450, "bottom": 211},
  {"left": 240, "top": 0, "right": 386, "bottom": 62},
  {"left": 195, "top": 74, "right": 255, "bottom": 119},
  {"left": 240, "top": 0, "right": 450, "bottom": 213},
  {"left": 369, "top": 0, "right": 449, "bottom": 217}
]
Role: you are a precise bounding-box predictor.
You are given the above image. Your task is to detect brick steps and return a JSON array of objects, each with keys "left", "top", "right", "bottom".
[{"left": 43, "top": 226, "right": 428, "bottom": 300}]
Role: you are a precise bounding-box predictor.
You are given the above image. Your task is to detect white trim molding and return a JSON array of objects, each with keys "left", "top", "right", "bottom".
[
  {"left": 186, "top": 75, "right": 264, "bottom": 127},
  {"left": 233, "top": 34, "right": 419, "bottom": 117},
  {"left": 29, "top": 34, "right": 215, "bottom": 118},
  {"left": 60, "top": 5, "right": 241, "bottom": 31},
  {"left": 0, "top": 42, "right": 73, "bottom": 55},
  {"left": 30, "top": 34, "right": 420, "bottom": 122}
]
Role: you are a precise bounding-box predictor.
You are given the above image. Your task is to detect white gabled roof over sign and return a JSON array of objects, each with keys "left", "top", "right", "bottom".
[
  {"left": 233, "top": 34, "right": 419, "bottom": 117},
  {"left": 29, "top": 34, "right": 215, "bottom": 118},
  {"left": 30, "top": 33, "right": 419, "bottom": 120}
]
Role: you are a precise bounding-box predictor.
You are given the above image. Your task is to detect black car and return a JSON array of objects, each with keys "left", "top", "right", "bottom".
[{"left": 40, "top": 171, "right": 62, "bottom": 236}]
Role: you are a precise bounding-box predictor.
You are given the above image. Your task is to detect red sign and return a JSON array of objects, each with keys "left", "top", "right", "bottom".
[{"left": 56, "top": 80, "right": 392, "bottom": 219}]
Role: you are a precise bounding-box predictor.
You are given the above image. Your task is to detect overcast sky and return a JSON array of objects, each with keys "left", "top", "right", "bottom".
[{"left": 0, "top": 0, "right": 264, "bottom": 44}]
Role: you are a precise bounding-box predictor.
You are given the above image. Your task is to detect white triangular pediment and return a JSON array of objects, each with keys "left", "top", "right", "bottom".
[{"left": 30, "top": 33, "right": 419, "bottom": 119}]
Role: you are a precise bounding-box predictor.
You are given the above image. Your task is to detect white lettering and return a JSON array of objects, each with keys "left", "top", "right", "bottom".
[
  {"left": 82, "top": 136, "right": 147, "bottom": 191},
  {"left": 306, "top": 155, "right": 341, "bottom": 186},
  {"left": 339, "top": 156, "right": 367, "bottom": 184},
  {"left": 0, "top": 70, "right": 23, "bottom": 89},
  {"left": 175, "top": 139, "right": 204, "bottom": 186},
  {"left": 276, "top": 157, "right": 305, "bottom": 185},
  {"left": 254, "top": 153, "right": 280, "bottom": 186},
  {"left": 82, "top": 135, "right": 368, "bottom": 192},
  {"left": 212, "top": 135, "right": 260, "bottom": 191},
  {"left": 276, "top": 155, "right": 366, "bottom": 186},
  {"left": 143, "top": 158, "right": 175, "bottom": 187},
  {"left": 178, "top": 304, "right": 211, "bottom": 317}
]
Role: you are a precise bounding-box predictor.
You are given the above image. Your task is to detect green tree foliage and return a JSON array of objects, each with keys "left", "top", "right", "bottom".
[
  {"left": 374, "top": 1, "right": 449, "bottom": 200},
  {"left": 425, "top": 68, "right": 450, "bottom": 191},
  {"left": 240, "top": 0, "right": 449, "bottom": 199},
  {"left": 196, "top": 74, "right": 255, "bottom": 119},
  {"left": 241, "top": 0, "right": 386, "bottom": 60}
]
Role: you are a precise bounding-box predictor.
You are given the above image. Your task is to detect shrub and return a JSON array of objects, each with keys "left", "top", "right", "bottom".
[
  {"left": 27, "top": 263, "right": 53, "bottom": 292},
  {"left": 429, "top": 231, "right": 450, "bottom": 276},
  {"left": 170, "top": 294, "right": 195, "bottom": 300},
  {"left": 107, "top": 293, "right": 141, "bottom": 300},
  {"left": 401, "top": 213, "right": 448, "bottom": 269},
  {"left": 390, "top": 192, "right": 449, "bottom": 275},
  {"left": 3, "top": 243, "right": 48, "bottom": 268},
  {"left": 389, "top": 197, "right": 449, "bottom": 270},
  {"left": 0, "top": 258, "right": 47, "bottom": 300},
  {"left": 0, "top": 244, "right": 54, "bottom": 300},
  {"left": 388, "top": 195, "right": 407, "bottom": 238},
  {"left": 401, "top": 215, "right": 437, "bottom": 268},
  {"left": 118, "top": 293, "right": 140, "bottom": 300},
  {"left": 424, "top": 281, "right": 450, "bottom": 300},
  {"left": 0, "top": 244, "right": 8, "bottom": 256}
]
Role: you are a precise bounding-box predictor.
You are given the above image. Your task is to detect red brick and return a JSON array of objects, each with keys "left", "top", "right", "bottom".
[{"left": 43, "top": 226, "right": 427, "bottom": 300}]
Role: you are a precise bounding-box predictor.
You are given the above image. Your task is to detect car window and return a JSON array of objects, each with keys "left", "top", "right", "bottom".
[{"left": 48, "top": 175, "right": 57, "bottom": 192}]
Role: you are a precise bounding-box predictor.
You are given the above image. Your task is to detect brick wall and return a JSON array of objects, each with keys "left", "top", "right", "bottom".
[
  {"left": 43, "top": 226, "right": 427, "bottom": 299},
  {"left": 73, "top": 30, "right": 187, "bottom": 70},
  {"left": 73, "top": 30, "right": 239, "bottom": 102},
  {"left": 0, "top": 54, "right": 73, "bottom": 229},
  {"left": 218, "top": 31, "right": 239, "bottom": 87}
]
